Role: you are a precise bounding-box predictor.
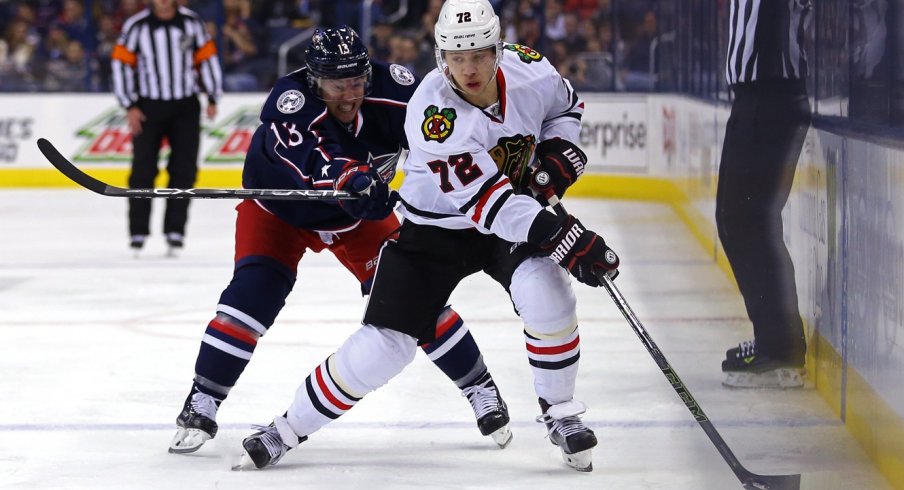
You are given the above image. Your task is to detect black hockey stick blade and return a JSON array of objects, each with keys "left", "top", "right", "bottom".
[
  {"left": 36, "top": 138, "right": 357, "bottom": 201},
  {"left": 741, "top": 473, "right": 801, "bottom": 490}
]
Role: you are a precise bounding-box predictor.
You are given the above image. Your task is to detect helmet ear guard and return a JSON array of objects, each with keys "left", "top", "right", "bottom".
[{"left": 305, "top": 25, "right": 373, "bottom": 99}]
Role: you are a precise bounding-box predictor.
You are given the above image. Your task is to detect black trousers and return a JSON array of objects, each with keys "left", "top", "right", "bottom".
[
  {"left": 128, "top": 96, "right": 201, "bottom": 236},
  {"left": 716, "top": 80, "right": 811, "bottom": 361}
]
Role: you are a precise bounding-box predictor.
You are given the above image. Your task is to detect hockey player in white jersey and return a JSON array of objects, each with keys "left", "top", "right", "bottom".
[{"left": 235, "top": 0, "right": 619, "bottom": 473}]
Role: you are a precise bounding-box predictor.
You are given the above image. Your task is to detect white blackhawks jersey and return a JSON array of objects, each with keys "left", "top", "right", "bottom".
[{"left": 399, "top": 43, "right": 584, "bottom": 244}]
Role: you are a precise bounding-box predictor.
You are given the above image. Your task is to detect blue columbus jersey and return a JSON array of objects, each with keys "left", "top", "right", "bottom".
[{"left": 242, "top": 61, "right": 419, "bottom": 230}]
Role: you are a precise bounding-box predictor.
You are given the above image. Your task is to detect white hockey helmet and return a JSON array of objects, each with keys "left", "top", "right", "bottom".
[
  {"left": 434, "top": 0, "right": 501, "bottom": 52},
  {"left": 434, "top": 0, "right": 503, "bottom": 90}
]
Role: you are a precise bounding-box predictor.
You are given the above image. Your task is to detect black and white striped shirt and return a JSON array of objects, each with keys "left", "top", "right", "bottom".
[
  {"left": 111, "top": 7, "right": 223, "bottom": 108},
  {"left": 725, "top": 0, "right": 812, "bottom": 85}
]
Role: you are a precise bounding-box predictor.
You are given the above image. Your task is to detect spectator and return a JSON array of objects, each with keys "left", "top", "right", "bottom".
[
  {"left": 620, "top": 9, "right": 657, "bottom": 91},
  {"left": 56, "top": 0, "right": 92, "bottom": 48},
  {"left": 560, "top": 12, "right": 587, "bottom": 53},
  {"left": 544, "top": 0, "right": 567, "bottom": 41},
  {"left": 0, "top": 19, "right": 39, "bottom": 90},
  {"left": 419, "top": 0, "right": 444, "bottom": 46},
  {"left": 253, "top": 0, "right": 320, "bottom": 29},
  {"left": 387, "top": 32, "right": 419, "bottom": 74},
  {"left": 220, "top": 0, "right": 265, "bottom": 91},
  {"left": 515, "top": 10, "right": 542, "bottom": 48},
  {"left": 564, "top": 0, "right": 599, "bottom": 18},
  {"left": 94, "top": 14, "right": 119, "bottom": 91},
  {"left": 44, "top": 38, "right": 96, "bottom": 91},
  {"left": 369, "top": 20, "right": 393, "bottom": 60},
  {"left": 38, "top": 24, "right": 69, "bottom": 62}
]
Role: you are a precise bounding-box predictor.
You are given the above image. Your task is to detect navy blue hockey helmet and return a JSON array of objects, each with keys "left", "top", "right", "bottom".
[{"left": 305, "top": 26, "right": 372, "bottom": 99}]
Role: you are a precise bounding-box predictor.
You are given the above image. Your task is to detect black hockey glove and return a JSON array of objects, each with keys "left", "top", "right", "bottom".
[
  {"left": 530, "top": 212, "right": 619, "bottom": 287},
  {"left": 334, "top": 161, "right": 399, "bottom": 220},
  {"left": 528, "top": 138, "right": 586, "bottom": 205}
]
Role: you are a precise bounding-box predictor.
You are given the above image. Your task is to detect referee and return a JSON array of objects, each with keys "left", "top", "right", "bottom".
[
  {"left": 717, "top": 0, "right": 812, "bottom": 388},
  {"left": 111, "top": 0, "right": 223, "bottom": 254}
]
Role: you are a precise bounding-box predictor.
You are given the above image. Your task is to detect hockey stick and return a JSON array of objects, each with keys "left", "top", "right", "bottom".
[
  {"left": 36, "top": 138, "right": 357, "bottom": 201},
  {"left": 546, "top": 194, "right": 800, "bottom": 490}
]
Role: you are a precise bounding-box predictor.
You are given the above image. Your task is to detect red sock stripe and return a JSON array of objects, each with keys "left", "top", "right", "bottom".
[
  {"left": 526, "top": 335, "right": 580, "bottom": 355},
  {"left": 433, "top": 310, "right": 462, "bottom": 339},
  {"left": 315, "top": 365, "right": 352, "bottom": 411},
  {"left": 209, "top": 318, "right": 259, "bottom": 346}
]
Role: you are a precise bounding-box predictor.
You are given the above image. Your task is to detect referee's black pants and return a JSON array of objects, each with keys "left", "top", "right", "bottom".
[
  {"left": 128, "top": 96, "right": 200, "bottom": 237},
  {"left": 716, "top": 80, "right": 811, "bottom": 362}
]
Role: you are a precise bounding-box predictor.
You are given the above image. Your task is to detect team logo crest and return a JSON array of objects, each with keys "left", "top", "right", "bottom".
[
  {"left": 505, "top": 44, "right": 544, "bottom": 63},
  {"left": 421, "top": 105, "right": 456, "bottom": 143},
  {"left": 179, "top": 34, "right": 193, "bottom": 51},
  {"left": 276, "top": 90, "right": 305, "bottom": 114},
  {"left": 389, "top": 64, "right": 415, "bottom": 86},
  {"left": 489, "top": 134, "right": 536, "bottom": 187}
]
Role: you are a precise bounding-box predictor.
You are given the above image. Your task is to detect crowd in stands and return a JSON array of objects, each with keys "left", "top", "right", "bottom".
[{"left": 0, "top": 0, "right": 659, "bottom": 93}]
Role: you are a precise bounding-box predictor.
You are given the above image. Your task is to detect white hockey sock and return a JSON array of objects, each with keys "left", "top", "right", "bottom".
[{"left": 286, "top": 325, "right": 417, "bottom": 437}]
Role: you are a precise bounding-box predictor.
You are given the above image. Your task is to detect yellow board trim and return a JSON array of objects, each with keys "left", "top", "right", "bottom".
[
  {"left": 2, "top": 168, "right": 902, "bottom": 488},
  {"left": 0, "top": 168, "right": 242, "bottom": 188}
]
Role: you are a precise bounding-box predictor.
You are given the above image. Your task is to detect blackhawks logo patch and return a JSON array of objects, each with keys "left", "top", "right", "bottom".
[
  {"left": 489, "top": 134, "right": 536, "bottom": 187},
  {"left": 505, "top": 44, "right": 544, "bottom": 63},
  {"left": 421, "top": 105, "right": 457, "bottom": 143}
]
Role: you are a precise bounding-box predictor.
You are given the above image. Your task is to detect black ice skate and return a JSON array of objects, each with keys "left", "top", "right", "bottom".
[
  {"left": 165, "top": 232, "right": 184, "bottom": 257},
  {"left": 232, "top": 416, "right": 306, "bottom": 470},
  {"left": 537, "top": 398, "right": 597, "bottom": 472},
  {"left": 130, "top": 235, "right": 146, "bottom": 256},
  {"left": 721, "top": 340, "right": 805, "bottom": 389},
  {"left": 461, "top": 373, "right": 512, "bottom": 448},
  {"left": 168, "top": 391, "right": 218, "bottom": 454}
]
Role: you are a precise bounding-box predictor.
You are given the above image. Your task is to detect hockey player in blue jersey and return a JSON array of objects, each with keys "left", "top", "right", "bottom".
[{"left": 168, "top": 26, "right": 511, "bottom": 454}]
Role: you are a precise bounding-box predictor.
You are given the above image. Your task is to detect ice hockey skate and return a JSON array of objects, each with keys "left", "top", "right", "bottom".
[
  {"left": 169, "top": 391, "right": 218, "bottom": 454},
  {"left": 537, "top": 398, "right": 597, "bottom": 472},
  {"left": 165, "top": 232, "right": 184, "bottom": 258},
  {"left": 461, "top": 373, "right": 512, "bottom": 448},
  {"left": 130, "top": 235, "right": 146, "bottom": 258},
  {"left": 721, "top": 340, "right": 806, "bottom": 389},
  {"left": 232, "top": 416, "right": 306, "bottom": 470}
]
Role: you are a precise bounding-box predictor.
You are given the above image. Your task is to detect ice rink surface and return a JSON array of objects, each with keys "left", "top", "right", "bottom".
[{"left": 0, "top": 190, "right": 892, "bottom": 489}]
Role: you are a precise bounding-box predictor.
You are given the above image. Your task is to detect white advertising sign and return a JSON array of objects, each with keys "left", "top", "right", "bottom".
[
  {"left": 577, "top": 94, "right": 649, "bottom": 172},
  {"left": 0, "top": 93, "right": 264, "bottom": 169}
]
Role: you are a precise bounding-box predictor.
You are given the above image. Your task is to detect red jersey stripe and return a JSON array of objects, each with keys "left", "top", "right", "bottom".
[{"left": 471, "top": 177, "right": 510, "bottom": 224}]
